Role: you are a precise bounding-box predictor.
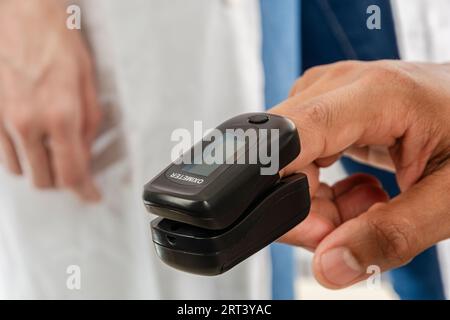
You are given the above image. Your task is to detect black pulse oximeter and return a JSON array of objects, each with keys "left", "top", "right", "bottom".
[{"left": 143, "top": 113, "right": 310, "bottom": 275}]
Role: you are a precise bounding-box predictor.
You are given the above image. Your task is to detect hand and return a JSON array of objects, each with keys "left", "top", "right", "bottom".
[
  {"left": 270, "top": 60, "right": 450, "bottom": 288},
  {"left": 0, "top": 0, "right": 102, "bottom": 201}
]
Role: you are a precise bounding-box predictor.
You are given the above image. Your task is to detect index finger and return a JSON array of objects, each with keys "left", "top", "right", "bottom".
[{"left": 270, "top": 84, "right": 409, "bottom": 177}]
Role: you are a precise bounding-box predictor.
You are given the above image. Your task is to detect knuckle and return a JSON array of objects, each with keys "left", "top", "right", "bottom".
[
  {"left": 304, "top": 99, "right": 333, "bottom": 129},
  {"left": 55, "top": 49, "right": 82, "bottom": 73},
  {"left": 366, "top": 61, "right": 418, "bottom": 90},
  {"left": 8, "top": 111, "right": 34, "bottom": 138},
  {"left": 365, "top": 64, "right": 396, "bottom": 82},
  {"left": 290, "top": 79, "right": 302, "bottom": 96},
  {"left": 366, "top": 209, "right": 417, "bottom": 265},
  {"left": 290, "top": 76, "right": 309, "bottom": 96},
  {"left": 303, "top": 65, "right": 324, "bottom": 79},
  {"left": 328, "top": 60, "right": 359, "bottom": 76},
  {"left": 47, "top": 108, "right": 75, "bottom": 137}
]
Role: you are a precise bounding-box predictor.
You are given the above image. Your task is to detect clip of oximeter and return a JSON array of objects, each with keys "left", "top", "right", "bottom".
[{"left": 143, "top": 113, "right": 310, "bottom": 276}]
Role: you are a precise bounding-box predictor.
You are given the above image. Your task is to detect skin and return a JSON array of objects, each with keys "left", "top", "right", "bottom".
[
  {"left": 271, "top": 60, "right": 450, "bottom": 289},
  {"left": 0, "top": 0, "right": 101, "bottom": 201}
]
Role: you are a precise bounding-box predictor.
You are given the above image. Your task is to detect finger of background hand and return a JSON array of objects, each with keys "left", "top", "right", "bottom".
[
  {"left": 44, "top": 66, "right": 101, "bottom": 202},
  {"left": 50, "top": 129, "right": 100, "bottom": 202},
  {"left": 81, "top": 57, "right": 102, "bottom": 146},
  {"left": 312, "top": 165, "right": 450, "bottom": 289},
  {"left": 20, "top": 136, "right": 53, "bottom": 188},
  {"left": 3, "top": 101, "right": 53, "bottom": 187},
  {"left": 0, "top": 128, "right": 22, "bottom": 174}
]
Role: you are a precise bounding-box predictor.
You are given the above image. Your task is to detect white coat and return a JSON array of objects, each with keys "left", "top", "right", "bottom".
[
  {"left": 0, "top": 0, "right": 270, "bottom": 299},
  {"left": 392, "top": 0, "right": 450, "bottom": 299}
]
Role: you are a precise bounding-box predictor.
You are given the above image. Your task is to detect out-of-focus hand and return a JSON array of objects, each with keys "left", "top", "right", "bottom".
[
  {"left": 270, "top": 60, "right": 450, "bottom": 288},
  {"left": 0, "top": 0, "right": 101, "bottom": 201}
]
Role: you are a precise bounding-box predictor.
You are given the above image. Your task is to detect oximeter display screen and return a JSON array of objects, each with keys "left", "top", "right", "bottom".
[
  {"left": 182, "top": 133, "right": 246, "bottom": 177},
  {"left": 182, "top": 162, "right": 221, "bottom": 177}
]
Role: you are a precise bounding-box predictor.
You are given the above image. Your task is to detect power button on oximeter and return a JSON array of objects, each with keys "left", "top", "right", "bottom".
[{"left": 248, "top": 114, "right": 269, "bottom": 124}]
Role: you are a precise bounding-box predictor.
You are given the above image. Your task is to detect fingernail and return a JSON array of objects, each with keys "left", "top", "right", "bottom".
[{"left": 319, "top": 247, "right": 363, "bottom": 286}]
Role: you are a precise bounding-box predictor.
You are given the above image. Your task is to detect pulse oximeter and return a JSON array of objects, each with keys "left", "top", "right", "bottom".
[{"left": 143, "top": 113, "right": 310, "bottom": 275}]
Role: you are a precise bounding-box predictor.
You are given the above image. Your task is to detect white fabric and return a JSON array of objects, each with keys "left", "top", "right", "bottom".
[
  {"left": 0, "top": 0, "right": 270, "bottom": 299},
  {"left": 392, "top": 0, "right": 450, "bottom": 63},
  {"left": 392, "top": 0, "right": 450, "bottom": 299}
]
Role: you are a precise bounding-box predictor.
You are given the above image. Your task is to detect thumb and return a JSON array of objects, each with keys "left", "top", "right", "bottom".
[{"left": 312, "top": 165, "right": 450, "bottom": 289}]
